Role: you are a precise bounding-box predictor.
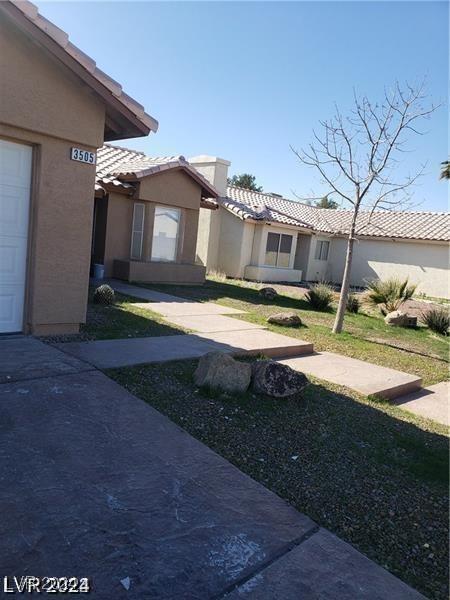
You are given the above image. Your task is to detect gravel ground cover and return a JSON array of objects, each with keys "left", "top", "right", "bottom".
[
  {"left": 136, "top": 278, "right": 449, "bottom": 385},
  {"left": 107, "top": 358, "right": 449, "bottom": 600}
]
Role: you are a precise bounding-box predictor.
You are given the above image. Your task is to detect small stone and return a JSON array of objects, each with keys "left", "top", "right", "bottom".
[
  {"left": 291, "top": 455, "right": 299, "bottom": 461},
  {"left": 259, "top": 287, "right": 278, "bottom": 300},
  {"left": 252, "top": 360, "right": 309, "bottom": 398},
  {"left": 384, "top": 311, "right": 417, "bottom": 328},
  {"left": 194, "top": 352, "right": 251, "bottom": 394},
  {"left": 120, "top": 577, "right": 131, "bottom": 591},
  {"left": 267, "top": 312, "right": 302, "bottom": 327}
]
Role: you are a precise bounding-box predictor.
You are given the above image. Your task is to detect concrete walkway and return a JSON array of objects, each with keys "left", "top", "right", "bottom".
[
  {"left": 0, "top": 337, "right": 425, "bottom": 598},
  {"left": 393, "top": 381, "right": 449, "bottom": 426},
  {"left": 78, "top": 281, "right": 441, "bottom": 410},
  {"left": 280, "top": 352, "right": 422, "bottom": 401}
]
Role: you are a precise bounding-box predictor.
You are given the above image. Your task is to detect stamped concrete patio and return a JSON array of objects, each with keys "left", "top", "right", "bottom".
[{"left": 0, "top": 336, "right": 425, "bottom": 598}]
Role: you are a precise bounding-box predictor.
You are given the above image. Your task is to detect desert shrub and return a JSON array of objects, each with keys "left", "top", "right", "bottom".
[
  {"left": 346, "top": 293, "right": 361, "bottom": 314},
  {"left": 366, "top": 277, "right": 417, "bottom": 315},
  {"left": 93, "top": 284, "right": 115, "bottom": 306},
  {"left": 305, "top": 283, "right": 334, "bottom": 311},
  {"left": 420, "top": 307, "right": 450, "bottom": 335}
]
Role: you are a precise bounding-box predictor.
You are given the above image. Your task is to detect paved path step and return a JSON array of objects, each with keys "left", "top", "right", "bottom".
[
  {"left": 163, "top": 314, "right": 265, "bottom": 333},
  {"left": 393, "top": 381, "right": 449, "bottom": 426},
  {"left": 132, "top": 301, "right": 245, "bottom": 317},
  {"left": 280, "top": 352, "right": 422, "bottom": 400},
  {"left": 57, "top": 331, "right": 314, "bottom": 370}
]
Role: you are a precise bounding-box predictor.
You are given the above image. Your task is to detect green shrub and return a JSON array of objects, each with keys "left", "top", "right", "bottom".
[
  {"left": 366, "top": 277, "right": 417, "bottom": 315},
  {"left": 305, "top": 283, "right": 334, "bottom": 311},
  {"left": 420, "top": 307, "right": 450, "bottom": 335},
  {"left": 93, "top": 284, "right": 115, "bottom": 306},
  {"left": 346, "top": 293, "right": 361, "bottom": 314}
]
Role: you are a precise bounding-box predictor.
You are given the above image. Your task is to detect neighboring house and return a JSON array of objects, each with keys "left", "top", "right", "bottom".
[
  {"left": 193, "top": 157, "right": 450, "bottom": 299},
  {"left": 0, "top": 0, "right": 158, "bottom": 335},
  {"left": 93, "top": 145, "right": 218, "bottom": 284}
]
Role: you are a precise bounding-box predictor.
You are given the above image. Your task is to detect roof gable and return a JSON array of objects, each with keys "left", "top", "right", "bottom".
[
  {"left": 96, "top": 145, "right": 219, "bottom": 202},
  {"left": 2, "top": 1, "right": 158, "bottom": 140}
]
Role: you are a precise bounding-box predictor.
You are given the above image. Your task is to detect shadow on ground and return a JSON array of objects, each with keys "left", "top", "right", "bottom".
[{"left": 108, "top": 358, "right": 449, "bottom": 600}]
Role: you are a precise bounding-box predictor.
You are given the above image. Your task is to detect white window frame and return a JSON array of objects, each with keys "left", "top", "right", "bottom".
[
  {"left": 264, "top": 232, "right": 293, "bottom": 268},
  {"left": 151, "top": 205, "right": 181, "bottom": 263},
  {"left": 314, "top": 240, "right": 330, "bottom": 261},
  {"left": 130, "top": 203, "right": 145, "bottom": 260}
]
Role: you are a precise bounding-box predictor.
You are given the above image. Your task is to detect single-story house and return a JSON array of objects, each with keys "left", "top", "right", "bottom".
[
  {"left": 93, "top": 145, "right": 218, "bottom": 284},
  {"left": 192, "top": 157, "right": 450, "bottom": 299},
  {"left": 0, "top": 0, "right": 158, "bottom": 335}
]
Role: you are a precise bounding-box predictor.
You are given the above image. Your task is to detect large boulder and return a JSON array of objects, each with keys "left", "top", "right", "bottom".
[
  {"left": 384, "top": 311, "right": 417, "bottom": 328},
  {"left": 252, "top": 360, "right": 308, "bottom": 398},
  {"left": 267, "top": 312, "right": 302, "bottom": 327},
  {"left": 259, "top": 287, "right": 278, "bottom": 300},
  {"left": 194, "top": 352, "right": 251, "bottom": 394}
]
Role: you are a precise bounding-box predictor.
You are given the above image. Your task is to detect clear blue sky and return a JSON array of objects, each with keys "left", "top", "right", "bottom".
[{"left": 36, "top": 1, "right": 448, "bottom": 211}]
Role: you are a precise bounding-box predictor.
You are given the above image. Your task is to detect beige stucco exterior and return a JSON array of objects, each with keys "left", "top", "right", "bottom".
[
  {"left": 96, "top": 169, "right": 207, "bottom": 284},
  {"left": 327, "top": 236, "right": 450, "bottom": 298},
  {"left": 198, "top": 203, "right": 450, "bottom": 298},
  {"left": 0, "top": 5, "right": 154, "bottom": 334},
  {"left": 0, "top": 16, "right": 105, "bottom": 334}
]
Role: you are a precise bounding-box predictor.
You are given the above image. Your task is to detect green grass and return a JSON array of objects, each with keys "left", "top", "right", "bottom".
[
  {"left": 107, "top": 358, "right": 449, "bottom": 600},
  {"left": 134, "top": 278, "right": 449, "bottom": 386},
  {"left": 76, "top": 290, "right": 187, "bottom": 341}
]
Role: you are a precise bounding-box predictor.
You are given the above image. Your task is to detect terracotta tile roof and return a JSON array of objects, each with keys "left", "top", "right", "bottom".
[
  {"left": 96, "top": 145, "right": 218, "bottom": 201},
  {"left": 223, "top": 186, "right": 450, "bottom": 242},
  {"left": 7, "top": 1, "right": 158, "bottom": 135}
]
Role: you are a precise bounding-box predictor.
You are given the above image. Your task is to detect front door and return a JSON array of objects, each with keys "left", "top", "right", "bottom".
[{"left": 0, "top": 139, "right": 32, "bottom": 333}]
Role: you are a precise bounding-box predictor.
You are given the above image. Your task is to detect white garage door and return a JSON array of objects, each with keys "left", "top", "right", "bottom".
[{"left": 0, "top": 139, "right": 32, "bottom": 333}]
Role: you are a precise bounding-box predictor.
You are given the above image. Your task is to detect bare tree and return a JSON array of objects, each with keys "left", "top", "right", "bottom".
[{"left": 291, "top": 80, "right": 438, "bottom": 333}]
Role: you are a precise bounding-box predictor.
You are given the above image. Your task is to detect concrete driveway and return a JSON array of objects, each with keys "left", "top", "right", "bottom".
[{"left": 0, "top": 337, "right": 424, "bottom": 599}]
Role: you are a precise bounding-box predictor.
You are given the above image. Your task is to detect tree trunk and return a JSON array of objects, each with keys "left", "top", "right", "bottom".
[{"left": 332, "top": 201, "right": 359, "bottom": 334}]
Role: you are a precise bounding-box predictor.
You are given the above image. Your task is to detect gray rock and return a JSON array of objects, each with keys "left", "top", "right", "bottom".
[
  {"left": 252, "top": 360, "right": 308, "bottom": 398},
  {"left": 384, "top": 311, "right": 417, "bottom": 328},
  {"left": 259, "top": 287, "right": 278, "bottom": 300},
  {"left": 267, "top": 312, "right": 302, "bottom": 327},
  {"left": 194, "top": 352, "right": 251, "bottom": 394}
]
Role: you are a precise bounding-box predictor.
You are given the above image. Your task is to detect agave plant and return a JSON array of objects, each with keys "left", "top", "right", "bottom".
[
  {"left": 365, "top": 277, "right": 417, "bottom": 315},
  {"left": 305, "top": 283, "right": 335, "bottom": 311},
  {"left": 420, "top": 307, "right": 450, "bottom": 335}
]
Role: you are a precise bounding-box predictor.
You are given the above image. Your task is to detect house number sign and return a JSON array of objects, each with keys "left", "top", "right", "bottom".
[{"left": 70, "top": 147, "right": 96, "bottom": 165}]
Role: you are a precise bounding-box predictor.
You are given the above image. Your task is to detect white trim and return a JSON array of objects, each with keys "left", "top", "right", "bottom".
[{"left": 130, "top": 202, "right": 145, "bottom": 260}]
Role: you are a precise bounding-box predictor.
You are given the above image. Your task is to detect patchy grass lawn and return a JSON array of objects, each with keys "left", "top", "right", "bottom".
[
  {"left": 43, "top": 289, "right": 187, "bottom": 342},
  {"left": 107, "top": 358, "right": 449, "bottom": 600},
  {"left": 135, "top": 278, "right": 449, "bottom": 386}
]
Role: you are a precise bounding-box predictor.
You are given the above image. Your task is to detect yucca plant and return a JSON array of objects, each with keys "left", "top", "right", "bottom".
[
  {"left": 421, "top": 307, "right": 450, "bottom": 335},
  {"left": 346, "top": 293, "right": 361, "bottom": 314},
  {"left": 305, "top": 283, "right": 335, "bottom": 311},
  {"left": 366, "top": 278, "right": 417, "bottom": 315},
  {"left": 93, "top": 284, "right": 115, "bottom": 306}
]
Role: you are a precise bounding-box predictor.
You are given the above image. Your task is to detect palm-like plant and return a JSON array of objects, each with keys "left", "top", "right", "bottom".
[
  {"left": 440, "top": 161, "right": 450, "bottom": 180},
  {"left": 366, "top": 278, "right": 417, "bottom": 315}
]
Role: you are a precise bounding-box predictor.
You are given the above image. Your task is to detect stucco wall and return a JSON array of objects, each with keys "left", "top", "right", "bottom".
[
  {"left": 305, "top": 236, "right": 333, "bottom": 281},
  {"left": 0, "top": 21, "right": 106, "bottom": 334},
  {"left": 103, "top": 169, "right": 204, "bottom": 281},
  {"left": 0, "top": 18, "right": 104, "bottom": 148},
  {"left": 215, "top": 209, "right": 247, "bottom": 277},
  {"left": 328, "top": 237, "right": 450, "bottom": 298}
]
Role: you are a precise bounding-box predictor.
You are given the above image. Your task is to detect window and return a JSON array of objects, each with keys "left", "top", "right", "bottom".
[
  {"left": 130, "top": 203, "right": 145, "bottom": 260},
  {"left": 314, "top": 240, "right": 330, "bottom": 261},
  {"left": 264, "top": 232, "right": 293, "bottom": 267},
  {"left": 151, "top": 206, "right": 181, "bottom": 262}
]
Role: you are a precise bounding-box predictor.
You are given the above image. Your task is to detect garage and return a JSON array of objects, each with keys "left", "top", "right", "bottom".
[
  {"left": 0, "top": 139, "right": 32, "bottom": 333},
  {"left": 0, "top": 1, "right": 157, "bottom": 335}
]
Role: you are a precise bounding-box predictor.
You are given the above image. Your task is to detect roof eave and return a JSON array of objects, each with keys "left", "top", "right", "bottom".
[{"left": 4, "top": 1, "right": 158, "bottom": 140}]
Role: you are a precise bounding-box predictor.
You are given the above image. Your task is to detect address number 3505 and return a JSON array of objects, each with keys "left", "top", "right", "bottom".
[{"left": 70, "top": 147, "right": 96, "bottom": 165}]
